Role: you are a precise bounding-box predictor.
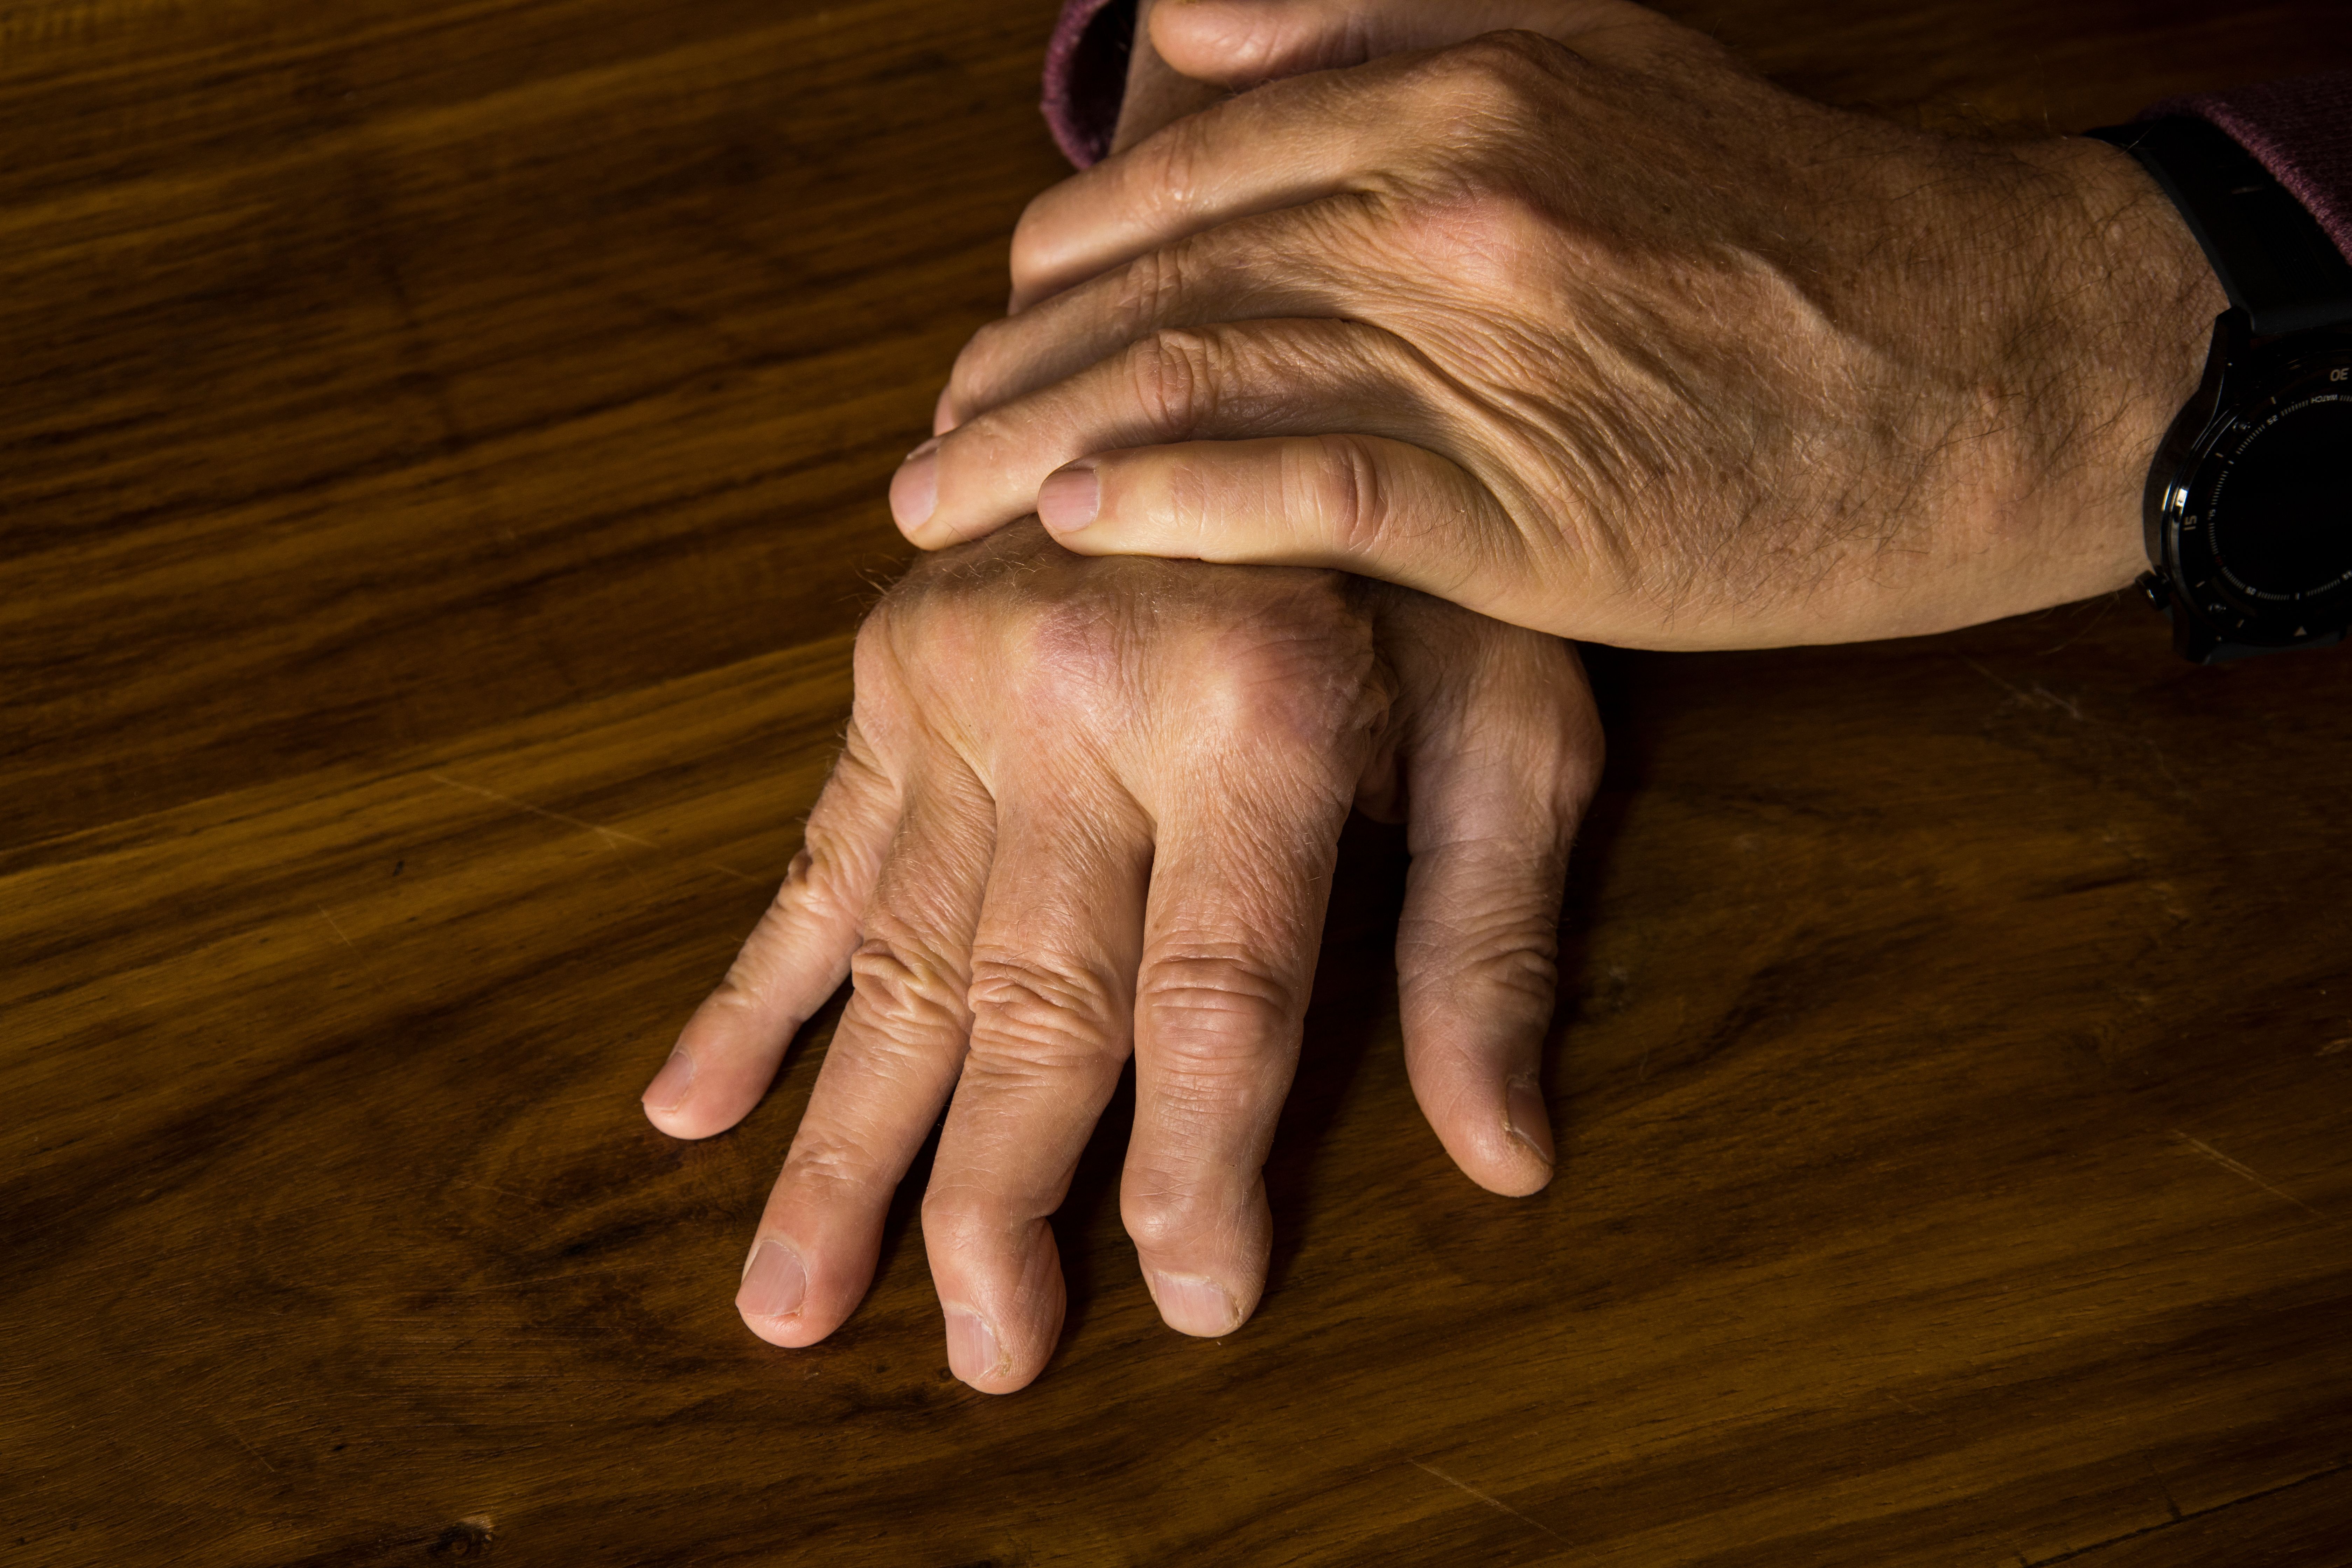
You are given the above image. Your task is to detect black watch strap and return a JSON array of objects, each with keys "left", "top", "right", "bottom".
[{"left": 2087, "top": 116, "right": 2352, "bottom": 335}]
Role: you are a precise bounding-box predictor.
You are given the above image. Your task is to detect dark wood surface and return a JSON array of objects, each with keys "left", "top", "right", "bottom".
[{"left": 6, "top": 2, "right": 2352, "bottom": 1563}]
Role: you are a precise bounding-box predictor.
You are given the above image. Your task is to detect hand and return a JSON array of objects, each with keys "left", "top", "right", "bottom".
[
  {"left": 644, "top": 523, "right": 1601, "bottom": 1392},
  {"left": 897, "top": 0, "right": 2229, "bottom": 649}
]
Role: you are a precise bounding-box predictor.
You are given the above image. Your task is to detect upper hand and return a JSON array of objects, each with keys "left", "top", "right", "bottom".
[
  {"left": 642, "top": 523, "right": 1601, "bottom": 1392},
  {"left": 896, "top": 0, "right": 2227, "bottom": 649}
]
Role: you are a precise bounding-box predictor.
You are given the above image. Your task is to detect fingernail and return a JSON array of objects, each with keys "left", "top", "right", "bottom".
[
  {"left": 642, "top": 1047, "right": 695, "bottom": 1112},
  {"left": 1506, "top": 1078, "right": 1555, "bottom": 1167},
  {"left": 1149, "top": 1272, "right": 1238, "bottom": 1337},
  {"left": 931, "top": 387, "right": 957, "bottom": 436},
  {"left": 945, "top": 1309, "right": 1002, "bottom": 1383},
  {"left": 736, "top": 1240, "right": 807, "bottom": 1319},
  {"left": 1036, "top": 464, "right": 1099, "bottom": 534},
  {"left": 891, "top": 439, "right": 940, "bottom": 530}
]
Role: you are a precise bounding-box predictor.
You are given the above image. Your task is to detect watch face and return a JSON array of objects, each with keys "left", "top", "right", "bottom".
[{"left": 2170, "top": 346, "right": 2352, "bottom": 644}]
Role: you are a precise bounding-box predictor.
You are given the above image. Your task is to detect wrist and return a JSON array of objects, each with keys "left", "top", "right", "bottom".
[{"left": 2002, "top": 135, "right": 2230, "bottom": 611}]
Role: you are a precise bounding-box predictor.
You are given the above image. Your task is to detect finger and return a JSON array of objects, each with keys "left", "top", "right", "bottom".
[
  {"left": 899, "top": 314, "right": 1451, "bottom": 551},
  {"left": 1008, "top": 2, "right": 1665, "bottom": 312},
  {"left": 953, "top": 205, "right": 1369, "bottom": 443},
  {"left": 645, "top": 723, "right": 900, "bottom": 1140},
  {"left": 1388, "top": 617, "right": 1603, "bottom": 1196},
  {"left": 1039, "top": 433, "right": 1567, "bottom": 643},
  {"left": 1124, "top": 776, "right": 1356, "bottom": 1338},
  {"left": 1010, "top": 69, "right": 1383, "bottom": 313},
  {"left": 737, "top": 773, "right": 994, "bottom": 1349},
  {"left": 1153, "top": 0, "right": 1661, "bottom": 87},
  {"left": 922, "top": 791, "right": 1152, "bottom": 1393}
]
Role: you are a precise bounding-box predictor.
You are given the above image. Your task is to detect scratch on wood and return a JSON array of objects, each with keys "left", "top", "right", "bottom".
[
  {"left": 2170, "top": 1131, "right": 2325, "bottom": 1219},
  {"left": 316, "top": 905, "right": 356, "bottom": 951},
  {"left": 450, "top": 1268, "right": 618, "bottom": 1293},
  {"left": 428, "top": 772, "right": 758, "bottom": 884},
  {"left": 217, "top": 1415, "right": 278, "bottom": 1474},
  {"left": 430, "top": 773, "right": 658, "bottom": 849},
  {"left": 1408, "top": 1458, "right": 1566, "bottom": 1544}
]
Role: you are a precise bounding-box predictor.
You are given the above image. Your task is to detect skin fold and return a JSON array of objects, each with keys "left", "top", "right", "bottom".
[{"left": 904, "top": 0, "right": 2230, "bottom": 650}]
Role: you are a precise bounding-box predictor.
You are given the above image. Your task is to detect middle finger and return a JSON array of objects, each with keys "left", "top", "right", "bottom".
[{"left": 921, "top": 785, "right": 1154, "bottom": 1393}]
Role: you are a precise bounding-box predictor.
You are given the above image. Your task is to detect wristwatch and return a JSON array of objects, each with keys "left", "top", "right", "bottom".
[{"left": 2088, "top": 115, "right": 2352, "bottom": 664}]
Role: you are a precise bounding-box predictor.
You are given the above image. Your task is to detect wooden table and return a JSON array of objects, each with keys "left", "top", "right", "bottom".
[{"left": 7, "top": 1, "right": 2351, "bottom": 1562}]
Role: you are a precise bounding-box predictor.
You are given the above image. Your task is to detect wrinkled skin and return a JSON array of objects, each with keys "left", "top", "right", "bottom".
[
  {"left": 898, "top": 0, "right": 2228, "bottom": 649},
  {"left": 647, "top": 526, "right": 1599, "bottom": 1392}
]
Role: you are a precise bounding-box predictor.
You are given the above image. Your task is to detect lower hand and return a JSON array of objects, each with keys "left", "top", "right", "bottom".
[
  {"left": 643, "top": 523, "right": 1601, "bottom": 1392},
  {"left": 900, "top": 0, "right": 2227, "bottom": 649}
]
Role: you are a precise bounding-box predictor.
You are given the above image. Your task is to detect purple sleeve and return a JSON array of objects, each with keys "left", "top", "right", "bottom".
[
  {"left": 2157, "top": 72, "right": 2352, "bottom": 265},
  {"left": 1043, "top": 0, "right": 1138, "bottom": 168}
]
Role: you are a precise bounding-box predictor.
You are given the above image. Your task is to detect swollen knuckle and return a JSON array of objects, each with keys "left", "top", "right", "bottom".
[
  {"left": 919, "top": 1177, "right": 1008, "bottom": 1246},
  {"left": 1120, "top": 1177, "right": 1222, "bottom": 1256},
  {"left": 849, "top": 923, "right": 968, "bottom": 1040},
  {"left": 1177, "top": 585, "right": 1382, "bottom": 751},
  {"left": 1004, "top": 591, "right": 1127, "bottom": 704},
  {"left": 1443, "top": 30, "right": 1563, "bottom": 111},
  {"left": 1394, "top": 179, "right": 1560, "bottom": 297},
  {"left": 965, "top": 954, "right": 1123, "bottom": 1068},
  {"left": 1110, "top": 243, "right": 1194, "bottom": 342},
  {"left": 1125, "top": 325, "right": 1220, "bottom": 432},
  {"left": 1139, "top": 115, "right": 1212, "bottom": 218}
]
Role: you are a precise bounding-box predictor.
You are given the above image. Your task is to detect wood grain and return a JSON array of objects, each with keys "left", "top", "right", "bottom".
[{"left": 5, "top": 1, "right": 2352, "bottom": 1564}]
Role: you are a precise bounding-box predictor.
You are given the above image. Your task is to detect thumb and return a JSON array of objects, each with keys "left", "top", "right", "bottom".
[
  {"left": 1151, "top": 0, "right": 1661, "bottom": 86},
  {"left": 1037, "top": 433, "right": 1562, "bottom": 637}
]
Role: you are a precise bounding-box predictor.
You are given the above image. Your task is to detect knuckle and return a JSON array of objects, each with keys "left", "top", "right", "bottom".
[
  {"left": 1120, "top": 1172, "right": 1227, "bottom": 1257},
  {"left": 1007, "top": 191, "right": 1060, "bottom": 293},
  {"left": 1123, "top": 324, "right": 1220, "bottom": 433},
  {"left": 850, "top": 602, "right": 916, "bottom": 703},
  {"left": 1137, "top": 115, "right": 1212, "bottom": 221},
  {"left": 848, "top": 919, "right": 970, "bottom": 1041},
  {"left": 1434, "top": 30, "right": 1564, "bottom": 113},
  {"left": 1404, "top": 906, "right": 1561, "bottom": 1009},
  {"left": 1294, "top": 434, "right": 1396, "bottom": 559},
  {"left": 1109, "top": 243, "right": 1195, "bottom": 343},
  {"left": 947, "top": 317, "right": 1014, "bottom": 416},
  {"left": 964, "top": 953, "right": 1126, "bottom": 1070},
  {"left": 782, "top": 1127, "right": 891, "bottom": 1202},
  {"left": 1003, "top": 590, "right": 1129, "bottom": 707},
  {"left": 1138, "top": 950, "right": 1294, "bottom": 1071},
  {"left": 1176, "top": 582, "right": 1383, "bottom": 752},
  {"left": 918, "top": 1175, "right": 1010, "bottom": 1247},
  {"left": 1395, "top": 179, "right": 1560, "bottom": 296}
]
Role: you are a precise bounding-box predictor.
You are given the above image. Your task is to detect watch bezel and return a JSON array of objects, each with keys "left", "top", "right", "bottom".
[{"left": 2146, "top": 312, "right": 2352, "bottom": 660}]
